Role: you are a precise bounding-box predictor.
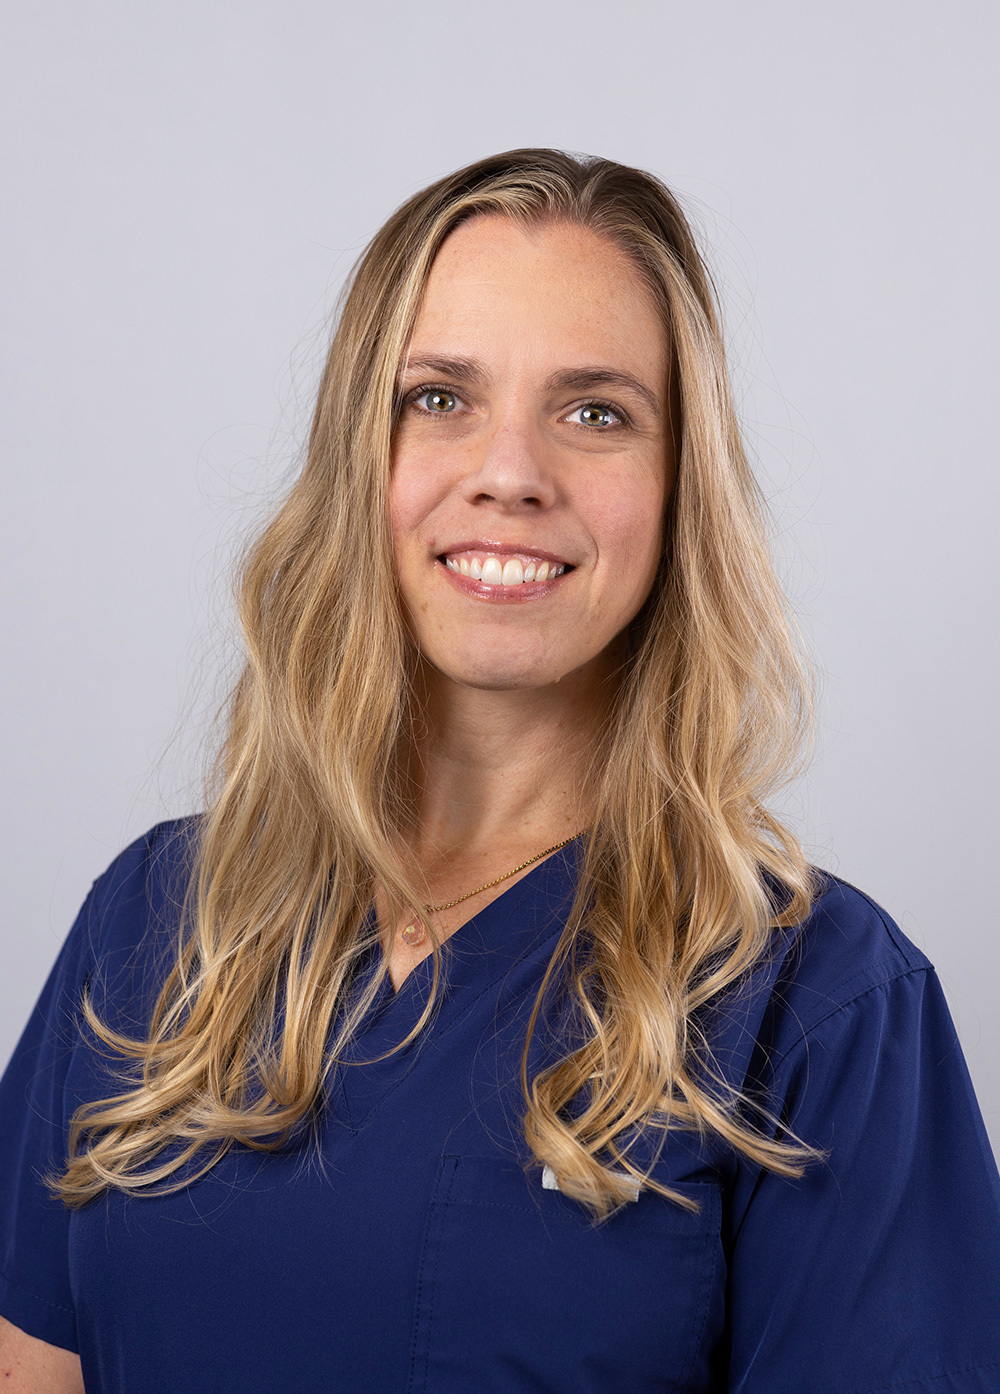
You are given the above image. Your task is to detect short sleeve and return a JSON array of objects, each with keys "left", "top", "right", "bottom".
[
  {"left": 725, "top": 965, "right": 1000, "bottom": 1393},
  {"left": 0, "top": 885, "right": 99, "bottom": 1353}
]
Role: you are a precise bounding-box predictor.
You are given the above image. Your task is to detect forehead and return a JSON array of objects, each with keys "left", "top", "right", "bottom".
[{"left": 407, "top": 214, "right": 668, "bottom": 378}]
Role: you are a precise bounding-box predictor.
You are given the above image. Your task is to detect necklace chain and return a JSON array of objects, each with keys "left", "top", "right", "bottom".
[{"left": 400, "top": 832, "right": 582, "bottom": 944}]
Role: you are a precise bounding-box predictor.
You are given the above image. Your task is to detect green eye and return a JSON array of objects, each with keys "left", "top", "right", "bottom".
[{"left": 421, "top": 389, "right": 457, "bottom": 413}]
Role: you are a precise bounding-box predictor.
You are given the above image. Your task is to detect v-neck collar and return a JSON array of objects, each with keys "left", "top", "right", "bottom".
[
  {"left": 327, "top": 838, "right": 584, "bottom": 1131},
  {"left": 385, "top": 836, "right": 584, "bottom": 1001}
]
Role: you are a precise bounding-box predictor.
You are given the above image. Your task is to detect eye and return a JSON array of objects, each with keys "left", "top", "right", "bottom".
[
  {"left": 566, "top": 401, "right": 623, "bottom": 429},
  {"left": 412, "top": 387, "right": 461, "bottom": 414}
]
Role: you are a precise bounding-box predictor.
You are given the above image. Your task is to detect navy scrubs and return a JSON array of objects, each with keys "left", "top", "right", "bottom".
[{"left": 1, "top": 818, "right": 999, "bottom": 1392}]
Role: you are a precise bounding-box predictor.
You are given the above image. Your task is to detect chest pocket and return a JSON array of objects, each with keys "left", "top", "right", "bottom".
[{"left": 407, "top": 1154, "right": 722, "bottom": 1394}]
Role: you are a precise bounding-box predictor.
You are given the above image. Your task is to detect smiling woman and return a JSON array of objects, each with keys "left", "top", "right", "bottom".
[{"left": 1, "top": 149, "right": 999, "bottom": 1393}]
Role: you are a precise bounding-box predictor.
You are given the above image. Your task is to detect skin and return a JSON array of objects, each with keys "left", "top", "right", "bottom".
[
  {"left": 384, "top": 213, "right": 675, "bottom": 988},
  {"left": 0, "top": 1313, "right": 84, "bottom": 1391}
]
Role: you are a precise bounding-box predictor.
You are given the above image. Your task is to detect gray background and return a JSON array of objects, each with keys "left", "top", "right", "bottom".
[{"left": 2, "top": 2, "right": 997, "bottom": 1155}]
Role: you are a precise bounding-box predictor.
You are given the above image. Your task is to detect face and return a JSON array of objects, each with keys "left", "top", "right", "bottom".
[{"left": 389, "top": 214, "right": 674, "bottom": 697}]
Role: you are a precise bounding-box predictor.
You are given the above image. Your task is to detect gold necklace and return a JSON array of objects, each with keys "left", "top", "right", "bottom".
[{"left": 399, "top": 833, "right": 582, "bottom": 946}]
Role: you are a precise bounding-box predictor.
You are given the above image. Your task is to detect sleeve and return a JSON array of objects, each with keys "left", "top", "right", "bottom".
[
  {"left": 0, "top": 883, "right": 100, "bottom": 1354},
  {"left": 725, "top": 965, "right": 1000, "bottom": 1394}
]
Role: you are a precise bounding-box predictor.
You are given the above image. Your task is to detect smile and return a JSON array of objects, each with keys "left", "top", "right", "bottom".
[{"left": 440, "top": 550, "right": 571, "bottom": 587}]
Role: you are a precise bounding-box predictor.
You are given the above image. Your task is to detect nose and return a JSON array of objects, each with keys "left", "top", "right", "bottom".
[{"left": 458, "top": 418, "right": 557, "bottom": 512}]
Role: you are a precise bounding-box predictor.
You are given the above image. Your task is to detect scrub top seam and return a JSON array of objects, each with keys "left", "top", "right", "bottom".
[
  {"left": 0, "top": 1264, "right": 75, "bottom": 1315},
  {"left": 407, "top": 1154, "right": 460, "bottom": 1394},
  {"left": 675, "top": 1184, "right": 721, "bottom": 1392},
  {"left": 817, "top": 872, "right": 929, "bottom": 973},
  {"left": 847, "top": 1354, "right": 1000, "bottom": 1393},
  {"left": 761, "top": 963, "right": 934, "bottom": 1077}
]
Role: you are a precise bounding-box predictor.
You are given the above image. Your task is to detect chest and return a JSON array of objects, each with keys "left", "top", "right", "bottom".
[{"left": 66, "top": 952, "right": 728, "bottom": 1392}]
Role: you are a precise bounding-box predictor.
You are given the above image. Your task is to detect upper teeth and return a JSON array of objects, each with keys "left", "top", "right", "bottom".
[{"left": 444, "top": 553, "right": 566, "bottom": 585}]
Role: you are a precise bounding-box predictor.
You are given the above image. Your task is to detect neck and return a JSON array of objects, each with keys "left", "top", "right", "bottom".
[{"left": 400, "top": 657, "right": 615, "bottom": 871}]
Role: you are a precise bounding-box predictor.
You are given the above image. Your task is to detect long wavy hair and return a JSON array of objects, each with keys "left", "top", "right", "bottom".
[{"left": 52, "top": 149, "right": 821, "bottom": 1218}]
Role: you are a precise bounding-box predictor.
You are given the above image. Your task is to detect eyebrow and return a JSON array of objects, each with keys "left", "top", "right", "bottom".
[
  {"left": 399, "top": 355, "right": 489, "bottom": 387},
  {"left": 398, "top": 355, "right": 662, "bottom": 418},
  {"left": 544, "top": 367, "right": 662, "bottom": 418}
]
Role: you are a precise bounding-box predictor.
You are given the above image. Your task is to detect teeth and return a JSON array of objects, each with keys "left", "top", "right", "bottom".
[{"left": 443, "top": 552, "right": 567, "bottom": 586}]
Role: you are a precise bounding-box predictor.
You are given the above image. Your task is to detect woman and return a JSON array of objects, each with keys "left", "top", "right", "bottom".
[{"left": 1, "top": 149, "right": 998, "bottom": 1392}]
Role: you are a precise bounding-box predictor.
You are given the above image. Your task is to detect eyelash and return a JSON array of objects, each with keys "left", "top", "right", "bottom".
[
  {"left": 402, "top": 384, "right": 631, "bottom": 429},
  {"left": 403, "top": 384, "right": 464, "bottom": 416},
  {"left": 566, "top": 398, "right": 630, "bottom": 429}
]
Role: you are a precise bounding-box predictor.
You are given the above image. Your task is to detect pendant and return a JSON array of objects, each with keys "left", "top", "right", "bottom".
[{"left": 400, "top": 918, "right": 426, "bottom": 947}]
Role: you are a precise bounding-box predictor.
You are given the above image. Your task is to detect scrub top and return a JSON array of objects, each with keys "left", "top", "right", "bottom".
[{"left": 1, "top": 819, "right": 999, "bottom": 1393}]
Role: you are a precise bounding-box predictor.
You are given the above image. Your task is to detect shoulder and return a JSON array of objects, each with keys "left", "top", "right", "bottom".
[
  {"left": 788, "top": 867, "right": 933, "bottom": 1014},
  {"left": 75, "top": 816, "right": 203, "bottom": 1025},
  {"left": 757, "top": 867, "right": 937, "bottom": 1070},
  {"left": 87, "top": 815, "right": 201, "bottom": 926}
]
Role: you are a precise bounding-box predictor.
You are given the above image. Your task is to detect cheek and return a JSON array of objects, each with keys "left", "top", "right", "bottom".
[
  {"left": 589, "top": 471, "right": 666, "bottom": 591},
  {"left": 388, "top": 447, "right": 442, "bottom": 549}
]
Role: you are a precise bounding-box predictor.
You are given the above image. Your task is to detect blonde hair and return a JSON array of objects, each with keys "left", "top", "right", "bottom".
[{"left": 52, "top": 149, "right": 821, "bottom": 1218}]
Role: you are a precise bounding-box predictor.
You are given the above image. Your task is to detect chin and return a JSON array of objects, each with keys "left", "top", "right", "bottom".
[
  {"left": 429, "top": 642, "right": 604, "bottom": 695},
  {"left": 448, "top": 663, "right": 566, "bottom": 693},
  {"left": 422, "top": 643, "right": 556, "bottom": 690}
]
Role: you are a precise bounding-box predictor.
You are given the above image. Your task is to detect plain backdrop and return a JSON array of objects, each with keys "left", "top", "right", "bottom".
[{"left": 2, "top": 1, "right": 997, "bottom": 1156}]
